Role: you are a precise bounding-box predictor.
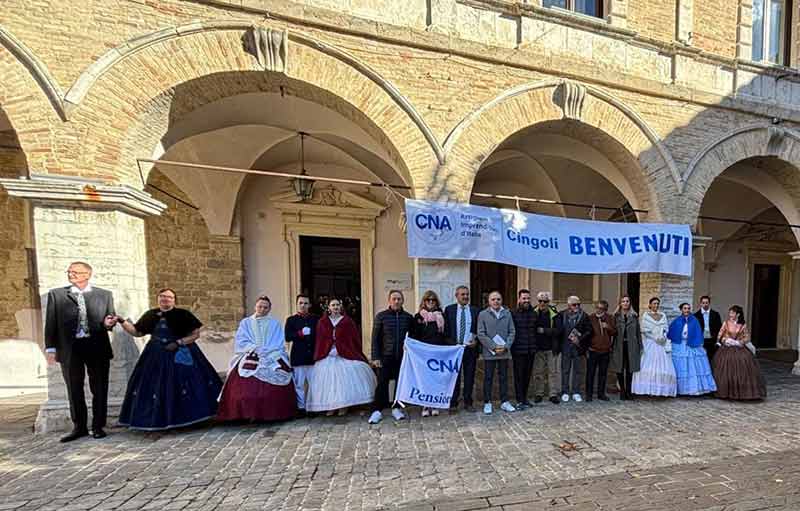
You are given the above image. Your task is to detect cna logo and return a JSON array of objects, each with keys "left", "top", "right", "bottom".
[{"left": 412, "top": 209, "right": 457, "bottom": 244}]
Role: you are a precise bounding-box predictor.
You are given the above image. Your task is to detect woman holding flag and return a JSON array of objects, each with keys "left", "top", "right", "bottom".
[
  {"left": 306, "top": 298, "right": 376, "bottom": 416},
  {"left": 413, "top": 290, "right": 447, "bottom": 417}
]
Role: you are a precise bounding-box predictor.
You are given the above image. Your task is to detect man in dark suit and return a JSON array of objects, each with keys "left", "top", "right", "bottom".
[
  {"left": 445, "top": 285, "right": 480, "bottom": 412},
  {"left": 694, "top": 295, "right": 722, "bottom": 362},
  {"left": 45, "top": 261, "right": 117, "bottom": 442}
]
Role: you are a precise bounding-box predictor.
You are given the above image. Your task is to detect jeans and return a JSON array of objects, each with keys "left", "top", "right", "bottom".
[
  {"left": 512, "top": 352, "right": 535, "bottom": 403},
  {"left": 586, "top": 351, "right": 610, "bottom": 398},
  {"left": 561, "top": 351, "right": 584, "bottom": 395},
  {"left": 373, "top": 357, "right": 401, "bottom": 412},
  {"left": 483, "top": 359, "right": 509, "bottom": 403}
]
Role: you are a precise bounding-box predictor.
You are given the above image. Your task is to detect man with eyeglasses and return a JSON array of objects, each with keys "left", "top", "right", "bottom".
[
  {"left": 45, "top": 261, "right": 117, "bottom": 441},
  {"left": 558, "top": 295, "right": 591, "bottom": 403},
  {"left": 531, "top": 292, "right": 562, "bottom": 405}
]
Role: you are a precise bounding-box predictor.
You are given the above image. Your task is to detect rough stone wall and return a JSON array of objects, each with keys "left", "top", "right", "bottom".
[
  {"left": 144, "top": 170, "right": 244, "bottom": 340},
  {"left": 0, "top": 130, "right": 31, "bottom": 338},
  {"left": 627, "top": 0, "right": 677, "bottom": 43},
  {"left": 692, "top": 0, "right": 739, "bottom": 58}
]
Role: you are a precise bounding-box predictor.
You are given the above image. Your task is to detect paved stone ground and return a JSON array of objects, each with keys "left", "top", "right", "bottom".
[{"left": 1, "top": 363, "right": 799, "bottom": 511}]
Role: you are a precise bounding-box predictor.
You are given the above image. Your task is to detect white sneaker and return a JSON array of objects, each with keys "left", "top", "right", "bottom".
[
  {"left": 391, "top": 408, "right": 406, "bottom": 421},
  {"left": 421, "top": 407, "right": 431, "bottom": 417},
  {"left": 572, "top": 394, "right": 583, "bottom": 402},
  {"left": 431, "top": 409, "right": 440, "bottom": 416},
  {"left": 368, "top": 411, "right": 383, "bottom": 424},
  {"left": 483, "top": 403, "right": 493, "bottom": 415},
  {"left": 561, "top": 393, "right": 570, "bottom": 402},
  {"left": 500, "top": 401, "right": 516, "bottom": 413}
]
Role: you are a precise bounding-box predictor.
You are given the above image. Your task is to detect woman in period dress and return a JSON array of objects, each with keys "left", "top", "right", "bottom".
[
  {"left": 631, "top": 297, "right": 677, "bottom": 397},
  {"left": 117, "top": 288, "right": 223, "bottom": 431},
  {"left": 306, "top": 298, "right": 376, "bottom": 416},
  {"left": 217, "top": 295, "right": 297, "bottom": 422},
  {"left": 413, "top": 290, "right": 447, "bottom": 417},
  {"left": 713, "top": 305, "right": 766, "bottom": 400},
  {"left": 668, "top": 302, "right": 717, "bottom": 396}
]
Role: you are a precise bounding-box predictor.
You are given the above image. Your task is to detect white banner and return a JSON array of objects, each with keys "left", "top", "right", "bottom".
[
  {"left": 405, "top": 199, "right": 692, "bottom": 276},
  {"left": 395, "top": 337, "right": 464, "bottom": 409}
]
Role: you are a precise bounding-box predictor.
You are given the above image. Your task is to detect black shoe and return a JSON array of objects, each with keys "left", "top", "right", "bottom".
[
  {"left": 585, "top": 396, "right": 593, "bottom": 402},
  {"left": 91, "top": 429, "right": 107, "bottom": 439},
  {"left": 549, "top": 396, "right": 560, "bottom": 404},
  {"left": 533, "top": 395, "right": 543, "bottom": 404},
  {"left": 60, "top": 429, "right": 89, "bottom": 443},
  {"left": 598, "top": 395, "right": 610, "bottom": 401}
]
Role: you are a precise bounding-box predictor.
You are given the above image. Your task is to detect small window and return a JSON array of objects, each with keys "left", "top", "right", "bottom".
[
  {"left": 543, "top": 0, "right": 603, "bottom": 18},
  {"left": 752, "top": 0, "right": 792, "bottom": 65}
]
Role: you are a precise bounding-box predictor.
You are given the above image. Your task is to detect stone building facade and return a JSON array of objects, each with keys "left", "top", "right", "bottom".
[{"left": 2, "top": 0, "right": 800, "bottom": 430}]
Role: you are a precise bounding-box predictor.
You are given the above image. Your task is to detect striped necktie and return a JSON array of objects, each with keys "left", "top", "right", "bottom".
[{"left": 459, "top": 306, "right": 467, "bottom": 344}]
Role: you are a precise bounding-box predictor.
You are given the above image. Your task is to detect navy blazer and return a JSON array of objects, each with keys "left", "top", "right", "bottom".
[{"left": 443, "top": 303, "right": 480, "bottom": 345}]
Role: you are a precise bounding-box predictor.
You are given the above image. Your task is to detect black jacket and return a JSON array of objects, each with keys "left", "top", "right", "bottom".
[
  {"left": 371, "top": 307, "right": 414, "bottom": 361},
  {"left": 285, "top": 313, "right": 320, "bottom": 366},
  {"left": 532, "top": 306, "right": 561, "bottom": 352},
  {"left": 45, "top": 286, "right": 115, "bottom": 365},
  {"left": 694, "top": 308, "right": 722, "bottom": 340},
  {"left": 557, "top": 308, "right": 592, "bottom": 355},
  {"left": 412, "top": 309, "right": 448, "bottom": 345},
  {"left": 443, "top": 303, "right": 479, "bottom": 345},
  {"left": 511, "top": 306, "right": 537, "bottom": 354}
]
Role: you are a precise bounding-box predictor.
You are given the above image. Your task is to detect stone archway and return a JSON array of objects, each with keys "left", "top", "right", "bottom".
[
  {"left": 438, "top": 80, "right": 680, "bottom": 221},
  {"left": 53, "top": 23, "right": 437, "bottom": 191}
]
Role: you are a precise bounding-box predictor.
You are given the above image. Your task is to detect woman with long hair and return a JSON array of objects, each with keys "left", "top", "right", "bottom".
[
  {"left": 713, "top": 305, "right": 766, "bottom": 400},
  {"left": 611, "top": 295, "right": 642, "bottom": 400},
  {"left": 413, "top": 290, "right": 446, "bottom": 417},
  {"left": 631, "top": 297, "right": 676, "bottom": 397},
  {"left": 306, "top": 298, "right": 376, "bottom": 416}
]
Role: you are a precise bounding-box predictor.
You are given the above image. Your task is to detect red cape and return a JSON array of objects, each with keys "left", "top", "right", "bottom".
[{"left": 313, "top": 315, "right": 369, "bottom": 363}]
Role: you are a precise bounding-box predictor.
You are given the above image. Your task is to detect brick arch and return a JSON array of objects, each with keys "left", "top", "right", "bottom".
[
  {"left": 57, "top": 24, "right": 437, "bottom": 189},
  {"left": 683, "top": 125, "right": 800, "bottom": 238},
  {"left": 439, "top": 80, "right": 680, "bottom": 221}
]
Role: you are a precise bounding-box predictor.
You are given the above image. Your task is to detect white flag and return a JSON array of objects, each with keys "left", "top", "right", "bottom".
[{"left": 395, "top": 336, "right": 465, "bottom": 409}]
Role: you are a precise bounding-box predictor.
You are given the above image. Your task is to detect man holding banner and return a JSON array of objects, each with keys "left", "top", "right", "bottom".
[
  {"left": 477, "top": 291, "right": 517, "bottom": 415},
  {"left": 444, "top": 286, "right": 480, "bottom": 412}
]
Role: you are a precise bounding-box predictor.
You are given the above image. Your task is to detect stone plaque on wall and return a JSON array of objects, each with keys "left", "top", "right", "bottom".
[{"left": 384, "top": 272, "right": 413, "bottom": 292}]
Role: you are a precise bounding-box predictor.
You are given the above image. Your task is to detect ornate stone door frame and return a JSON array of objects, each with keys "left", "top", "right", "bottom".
[
  {"left": 744, "top": 241, "right": 794, "bottom": 350},
  {"left": 272, "top": 186, "right": 386, "bottom": 351}
]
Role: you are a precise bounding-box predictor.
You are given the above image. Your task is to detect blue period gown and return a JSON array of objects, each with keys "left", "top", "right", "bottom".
[
  {"left": 668, "top": 314, "right": 717, "bottom": 396},
  {"left": 119, "top": 308, "right": 223, "bottom": 430}
]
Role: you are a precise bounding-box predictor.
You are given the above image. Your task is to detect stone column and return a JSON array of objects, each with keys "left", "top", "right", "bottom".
[
  {"left": 737, "top": 0, "right": 754, "bottom": 60},
  {"left": 676, "top": 0, "right": 694, "bottom": 45},
  {"left": 0, "top": 175, "right": 165, "bottom": 432},
  {"left": 639, "top": 272, "right": 694, "bottom": 321}
]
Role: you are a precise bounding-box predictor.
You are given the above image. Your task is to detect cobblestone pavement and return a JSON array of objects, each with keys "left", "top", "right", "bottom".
[{"left": 1, "top": 363, "right": 799, "bottom": 511}]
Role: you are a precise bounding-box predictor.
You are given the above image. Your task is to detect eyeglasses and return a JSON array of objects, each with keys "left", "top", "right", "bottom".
[{"left": 425, "top": 298, "right": 437, "bottom": 302}]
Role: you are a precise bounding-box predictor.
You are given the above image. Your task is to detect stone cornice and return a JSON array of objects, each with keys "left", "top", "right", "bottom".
[{"left": 0, "top": 174, "right": 166, "bottom": 217}]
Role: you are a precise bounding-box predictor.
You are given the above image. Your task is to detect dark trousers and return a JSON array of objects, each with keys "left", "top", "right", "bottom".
[
  {"left": 704, "top": 338, "right": 717, "bottom": 361},
  {"left": 586, "top": 351, "right": 610, "bottom": 399},
  {"left": 373, "top": 357, "right": 401, "bottom": 412},
  {"left": 616, "top": 341, "right": 633, "bottom": 399},
  {"left": 512, "top": 352, "right": 535, "bottom": 403},
  {"left": 60, "top": 341, "right": 110, "bottom": 432},
  {"left": 483, "top": 359, "right": 509, "bottom": 403},
  {"left": 452, "top": 345, "right": 478, "bottom": 406}
]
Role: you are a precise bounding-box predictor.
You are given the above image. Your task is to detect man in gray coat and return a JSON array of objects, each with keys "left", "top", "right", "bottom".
[{"left": 477, "top": 290, "right": 516, "bottom": 415}]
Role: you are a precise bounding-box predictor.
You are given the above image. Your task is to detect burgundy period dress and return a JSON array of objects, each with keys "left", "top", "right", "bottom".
[
  {"left": 713, "top": 321, "right": 766, "bottom": 400},
  {"left": 217, "top": 314, "right": 297, "bottom": 422}
]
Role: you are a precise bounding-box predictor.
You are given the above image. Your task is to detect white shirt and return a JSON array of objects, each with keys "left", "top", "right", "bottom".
[
  {"left": 455, "top": 304, "right": 472, "bottom": 344},
  {"left": 491, "top": 307, "right": 504, "bottom": 319},
  {"left": 702, "top": 308, "right": 710, "bottom": 338}
]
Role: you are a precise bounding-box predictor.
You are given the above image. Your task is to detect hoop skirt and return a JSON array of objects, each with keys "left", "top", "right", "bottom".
[
  {"left": 306, "top": 347, "right": 376, "bottom": 412},
  {"left": 119, "top": 318, "right": 223, "bottom": 431},
  {"left": 713, "top": 345, "right": 766, "bottom": 400},
  {"left": 217, "top": 353, "right": 297, "bottom": 422},
  {"left": 632, "top": 338, "right": 677, "bottom": 397},
  {"left": 671, "top": 342, "right": 717, "bottom": 396}
]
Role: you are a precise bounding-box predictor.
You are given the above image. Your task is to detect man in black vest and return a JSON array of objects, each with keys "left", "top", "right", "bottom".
[
  {"left": 444, "top": 285, "right": 480, "bottom": 412},
  {"left": 285, "top": 294, "right": 319, "bottom": 414},
  {"left": 45, "top": 261, "right": 117, "bottom": 441},
  {"left": 694, "top": 295, "right": 722, "bottom": 361}
]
